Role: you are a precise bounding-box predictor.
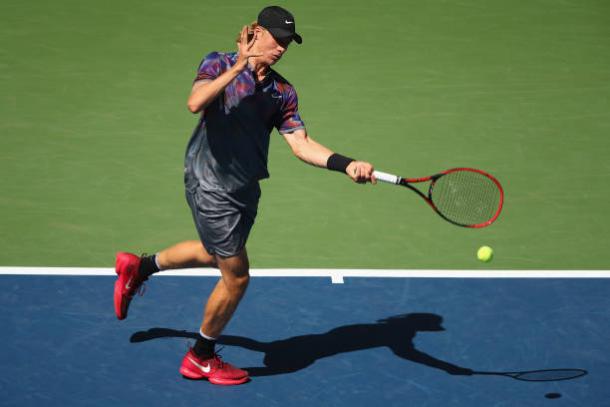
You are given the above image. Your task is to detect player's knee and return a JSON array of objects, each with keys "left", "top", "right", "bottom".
[
  {"left": 234, "top": 273, "right": 250, "bottom": 292},
  {"left": 226, "top": 273, "right": 250, "bottom": 295},
  {"left": 196, "top": 245, "right": 217, "bottom": 267},
  {"left": 203, "top": 254, "right": 218, "bottom": 268}
]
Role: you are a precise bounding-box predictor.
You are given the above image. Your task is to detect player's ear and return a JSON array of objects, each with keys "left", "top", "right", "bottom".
[{"left": 253, "top": 25, "right": 265, "bottom": 40}]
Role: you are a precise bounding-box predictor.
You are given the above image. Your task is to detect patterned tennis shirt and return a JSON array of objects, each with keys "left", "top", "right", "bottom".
[{"left": 184, "top": 51, "right": 306, "bottom": 192}]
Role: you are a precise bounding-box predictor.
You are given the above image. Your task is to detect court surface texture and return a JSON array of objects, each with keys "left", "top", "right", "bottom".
[{"left": 1, "top": 269, "right": 609, "bottom": 406}]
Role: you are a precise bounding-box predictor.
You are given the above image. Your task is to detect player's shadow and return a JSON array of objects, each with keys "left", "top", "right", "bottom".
[{"left": 130, "top": 313, "right": 473, "bottom": 377}]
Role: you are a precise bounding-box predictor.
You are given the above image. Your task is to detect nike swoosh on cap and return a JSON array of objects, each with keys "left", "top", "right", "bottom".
[{"left": 285, "top": 20, "right": 294, "bottom": 24}]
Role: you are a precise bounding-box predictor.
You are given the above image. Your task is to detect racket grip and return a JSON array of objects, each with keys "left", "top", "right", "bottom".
[{"left": 373, "top": 170, "right": 400, "bottom": 184}]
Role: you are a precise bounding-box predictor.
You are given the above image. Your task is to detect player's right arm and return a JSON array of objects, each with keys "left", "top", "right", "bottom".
[
  {"left": 186, "top": 74, "right": 235, "bottom": 113},
  {"left": 187, "top": 26, "right": 261, "bottom": 113}
]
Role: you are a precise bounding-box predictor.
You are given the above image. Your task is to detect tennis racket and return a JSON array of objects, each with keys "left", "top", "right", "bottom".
[
  {"left": 474, "top": 368, "right": 587, "bottom": 382},
  {"left": 373, "top": 168, "right": 504, "bottom": 228}
]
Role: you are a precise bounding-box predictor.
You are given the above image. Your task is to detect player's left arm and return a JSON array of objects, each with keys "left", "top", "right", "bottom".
[{"left": 282, "top": 129, "right": 376, "bottom": 184}]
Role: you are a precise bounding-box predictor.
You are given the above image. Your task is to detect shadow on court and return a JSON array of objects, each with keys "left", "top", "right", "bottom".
[{"left": 131, "top": 313, "right": 474, "bottom": 377}]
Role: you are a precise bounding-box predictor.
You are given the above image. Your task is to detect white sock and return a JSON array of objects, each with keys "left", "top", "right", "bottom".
[{"left": 199, "top": 329, "right": 217, "bottom": 341}]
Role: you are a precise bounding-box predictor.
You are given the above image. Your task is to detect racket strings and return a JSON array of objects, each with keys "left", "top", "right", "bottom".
[{"left": 431, "top": 170, "right": 501, "bottom": 226}]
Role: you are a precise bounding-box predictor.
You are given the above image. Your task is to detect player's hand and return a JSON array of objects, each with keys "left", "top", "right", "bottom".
[
  {"left": 235, "top": 26, "right": 263, "bottom": 72},
  {"left": 346, "top": 161, "right": 377, "bottom": 184}
]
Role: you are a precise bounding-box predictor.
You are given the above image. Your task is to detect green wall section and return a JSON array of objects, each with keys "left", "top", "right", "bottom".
[{"left": 2, "top": 0, "right": 609, "bottom": 268}]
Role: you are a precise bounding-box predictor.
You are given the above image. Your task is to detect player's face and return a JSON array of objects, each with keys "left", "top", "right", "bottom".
[{"left": 255, "top": 28, "right": 290, "bottom": 66}]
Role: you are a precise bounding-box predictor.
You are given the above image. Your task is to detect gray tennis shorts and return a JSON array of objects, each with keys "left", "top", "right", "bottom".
[{"left": 184, "top": 174, "right": 260, "bottom": 258}]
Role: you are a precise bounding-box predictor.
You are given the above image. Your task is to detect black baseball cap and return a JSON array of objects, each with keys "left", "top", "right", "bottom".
[{"left": 257, "top": 6, "right": 302, "bottom": 44}]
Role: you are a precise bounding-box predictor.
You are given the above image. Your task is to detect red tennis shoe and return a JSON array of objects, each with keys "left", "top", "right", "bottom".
[
  {"left": 179, "top": 349, "right": 249, "bottom": 385},
  {"left": 114, "top": 252, "right": 147, "bottom": 320}
]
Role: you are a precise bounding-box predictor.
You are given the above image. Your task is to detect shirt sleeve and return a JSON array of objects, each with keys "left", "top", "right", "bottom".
[
  {"left": 276, "top": 86, "right": 306, "bottom": 134},
  {"left": 194, "top": 51, "right": 222, "bottom": 82}
]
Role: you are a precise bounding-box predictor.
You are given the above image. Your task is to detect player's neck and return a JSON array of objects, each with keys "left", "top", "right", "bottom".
[{"left": 248, "top": 59, "right": 270, "bottom": 82}]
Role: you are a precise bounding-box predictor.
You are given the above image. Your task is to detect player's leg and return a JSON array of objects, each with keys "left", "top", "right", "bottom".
[
  {"left": 114, "top": 240, "right": 216, "bottom": 320},
  {"left": 199, "top": 248, "right": 250, "bottom": 338},
  {"left": 156, "top": 240, "right": 217, "bottom": 269},
  {"left": 179, "top": 248, "right": 251, "bottom": 385}
]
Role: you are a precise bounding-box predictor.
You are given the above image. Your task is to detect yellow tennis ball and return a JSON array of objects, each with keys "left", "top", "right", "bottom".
[{"left": 477, "top": 246, "right": 493, "bottom": 262}]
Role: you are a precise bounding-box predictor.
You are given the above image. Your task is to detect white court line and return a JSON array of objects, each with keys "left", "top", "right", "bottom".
[{"left": 1, "top": 267, "right": 610, "bottom": 284}]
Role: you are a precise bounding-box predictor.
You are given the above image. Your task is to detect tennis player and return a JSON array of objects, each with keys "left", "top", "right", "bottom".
[{"left": 113, "top": 6, "right": 375, "bottom": 386}]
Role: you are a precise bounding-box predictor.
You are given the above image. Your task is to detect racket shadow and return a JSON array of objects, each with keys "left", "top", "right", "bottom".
[
  {"left": 130, "top": 313, "right": 473, "bottom": 377},
  {"left": 472, "top": 369, "right": 588, "bottom": 382}
]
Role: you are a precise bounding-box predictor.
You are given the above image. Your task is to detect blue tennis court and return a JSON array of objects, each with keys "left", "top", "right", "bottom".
[{"left": 1, "top": 273, "right": 608, "bottom": 406}]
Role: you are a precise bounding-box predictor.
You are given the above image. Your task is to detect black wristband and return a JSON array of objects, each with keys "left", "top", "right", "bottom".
[{"left": 326, "top": 153, "right": 355, "bottom": 173}]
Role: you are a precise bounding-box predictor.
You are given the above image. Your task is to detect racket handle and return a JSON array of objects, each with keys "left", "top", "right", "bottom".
[{"left": 373, "top": 170, "right": 401, "bottom": 185}]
